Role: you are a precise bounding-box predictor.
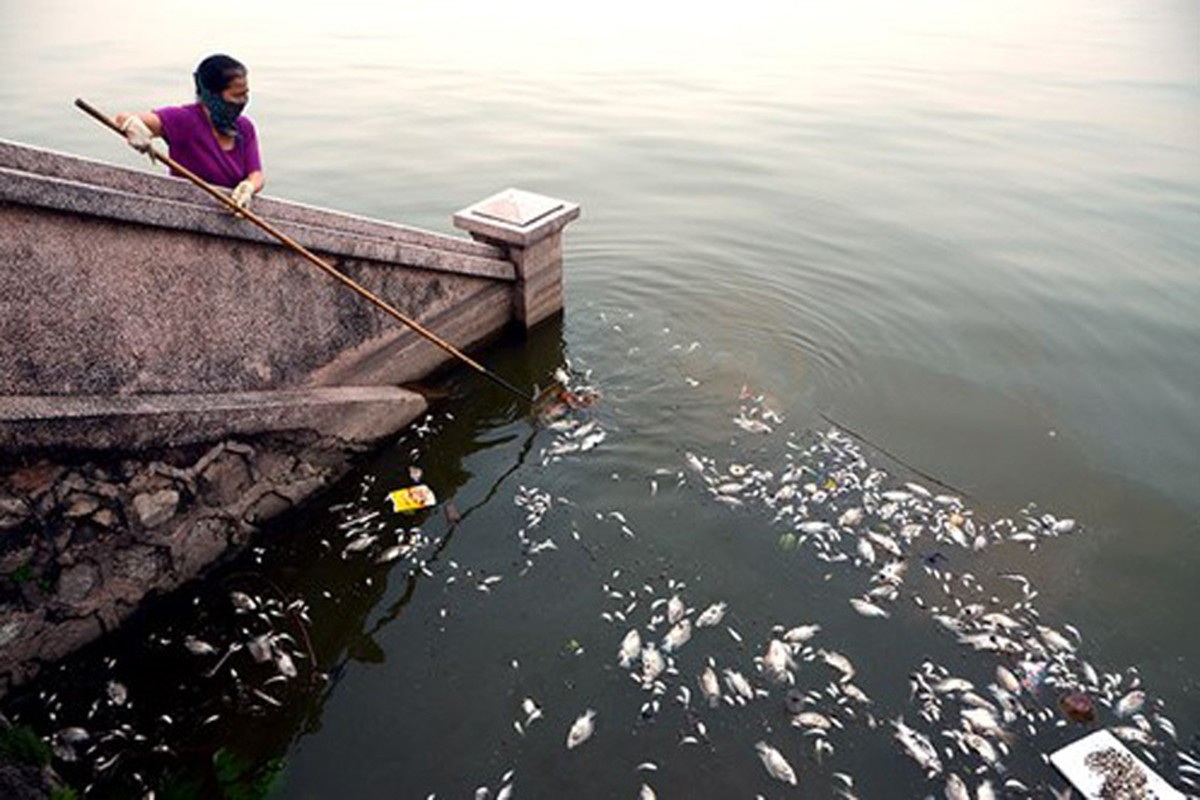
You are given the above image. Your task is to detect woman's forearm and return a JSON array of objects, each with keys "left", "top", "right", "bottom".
[{"left": 114, "top": 111, "right": 163, "bottom": 137}]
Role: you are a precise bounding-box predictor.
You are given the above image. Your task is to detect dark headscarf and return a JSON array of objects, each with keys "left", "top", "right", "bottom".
[{"left": 193, "top": 54, "right": 247, "bottom": 136}]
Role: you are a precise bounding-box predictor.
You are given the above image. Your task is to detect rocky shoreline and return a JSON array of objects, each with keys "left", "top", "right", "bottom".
[{"left": 0, "top": 431, "right": 366, "bottom": 696}]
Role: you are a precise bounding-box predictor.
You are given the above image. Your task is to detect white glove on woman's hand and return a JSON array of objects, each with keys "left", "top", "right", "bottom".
[
  {"left": 120, "top": 116, "right": 154, "bottom": 154},
  {"left": 230, "top": 180, "right": 255, "bottom": 213}
]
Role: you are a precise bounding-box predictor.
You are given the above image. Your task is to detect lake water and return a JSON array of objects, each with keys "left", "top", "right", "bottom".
[{"left": 2, "top": 1, "right": 1199, "bottom": 797}]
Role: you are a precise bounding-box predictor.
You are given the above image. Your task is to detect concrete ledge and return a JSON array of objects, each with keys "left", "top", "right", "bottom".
[
  {"left": 0, "top": 387, "right": 428, "bottom": 450},
  {"left": 307, "top": 281, "right": 515, "bottom": 387},
  {"left": 0, "top": 167, "right": 515, "bottom": 283},
  {"left": 0, "top": 138, "right": 505, "bottom": 261}
]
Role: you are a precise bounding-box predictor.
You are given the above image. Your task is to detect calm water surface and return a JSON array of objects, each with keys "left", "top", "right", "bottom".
[{"left": 2, "top": 1, "right": 1198, "bottom": 797}]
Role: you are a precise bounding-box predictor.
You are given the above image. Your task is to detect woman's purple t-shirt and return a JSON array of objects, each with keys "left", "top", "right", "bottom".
[{"left": 153, "top": 103, "right": 262, "bottom": 188}]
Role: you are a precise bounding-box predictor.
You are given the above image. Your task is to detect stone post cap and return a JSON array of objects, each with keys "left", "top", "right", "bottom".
[{"left": 453, "top": 188, "right": 580, "bottom": 248}]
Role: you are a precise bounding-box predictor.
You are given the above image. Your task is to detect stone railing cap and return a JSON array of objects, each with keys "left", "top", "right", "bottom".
[{"left": 453, "top": 188, "right": 580, "bottom": 247}]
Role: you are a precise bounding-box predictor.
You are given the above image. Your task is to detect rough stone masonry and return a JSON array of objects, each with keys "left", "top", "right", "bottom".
[{"left": 0, "top": 432, "right": 363, "bottom": 695}]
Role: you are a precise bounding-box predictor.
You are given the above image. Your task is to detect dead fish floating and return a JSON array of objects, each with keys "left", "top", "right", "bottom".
[
  {"left": 229, "top": 591, "right": 257, "bottom": 612},
  {"left": 699, "top": 666, "right": 722, "bottom": 706},
  {"left": 892, "top": 717, "right": 943, "bottom": 776},
  {"left": 619, "top": 629, "right": 642, "bottom": 667},
  {"left": 1037, "top": 625, "right": 1076, "bottom": 653},
  {"left": 275, "top": 649, "right": 298, "bottom": 679},
  {"left": 1115, "top": 689, "right": 1146, "bottom": 718},
  {"left": 760, "top": 639, "right": 796, "bottom": 683},
  {"left": 567, "top": 709, "right": 595, "bottom": 749},
  {"left": 838, "top": 507, "right": 864, "bottom": 528},
  {"left": 184, "top": 636, "right": 217, "bottom": 656},
  {"left": 724, "top": 668, "right": 756, "bottom": 704},
  {"left": 792, "top": 710, "right": 834, "bottom": 731},
  {"left": 695, "top": 601, "right": 727, "bottom": 628},
  {"left": 106, "top": 681, "right": 128, "bottom": 707},
  {"left": 56, "top": 727, "right": 90, "bottom": 744},
  {"left": 755, "top": 740, "right": 798, "bottom": 785},
  {"left": 248, "top": 634, "right": 273, "bottom": 664},
  {"left": 662, "top": 619, "right": 692, "bottom": 653},
  {"left": 819, "top": 649, "right": 856, "bottom": 683},
  {"left": 783, "top": 624, "right": 821, "bottom": 644},
  {"left": 522, "top": 697, "right": 543, "bottom": 725},
  {"left": 734, "top": 417, "right": 773, "bottom": 434},
  {"left": 667, "top": 594, "right": 686, "bottom": 624},
  {"left": 641, "top": 644, "right": 665, "bottom": 686},
  {"left": 943, "top": 772, "right": 970, "bottom": 800},
  {"left": 849, "top": 597, "right": 890, "bottom": 619}
]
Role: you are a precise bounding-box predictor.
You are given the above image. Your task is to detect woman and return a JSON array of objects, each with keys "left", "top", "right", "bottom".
[{"left": 115, "top": 54, "right": 264, "bottom": 211}]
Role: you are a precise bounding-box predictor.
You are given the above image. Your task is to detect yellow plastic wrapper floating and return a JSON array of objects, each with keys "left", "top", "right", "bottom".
[{"left": 388, "top": 484, "right": 437, "bottom": 513}]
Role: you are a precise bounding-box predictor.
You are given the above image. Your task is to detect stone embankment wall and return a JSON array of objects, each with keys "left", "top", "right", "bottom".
[
  {"left": 0, "top": 433, "right": 359, "bottom": 695},
  {"left": 0, "top": 139, "right": 518, "bottom": 400}
]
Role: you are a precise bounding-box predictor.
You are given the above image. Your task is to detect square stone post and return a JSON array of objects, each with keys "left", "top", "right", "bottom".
[{"left": 453, "top": 188, "right": 581, "bottom": 330}]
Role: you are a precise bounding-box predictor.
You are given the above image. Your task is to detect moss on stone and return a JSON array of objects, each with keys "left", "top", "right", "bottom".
[{"left": 0, "top": 723, "right": 50, "bottom": 767}]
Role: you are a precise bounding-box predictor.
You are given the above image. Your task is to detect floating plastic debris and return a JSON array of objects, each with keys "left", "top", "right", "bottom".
[
  {"left": 387, "top": 484, "right": 437, "bottom": 512},
  {"left": 1050, "top": 729, "right": 1185, "bottom": 799}
]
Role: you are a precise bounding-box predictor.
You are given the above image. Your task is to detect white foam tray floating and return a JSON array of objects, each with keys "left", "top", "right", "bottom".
[{"left": 1050, "top": 729, "right": 1184, "bottom": 799}]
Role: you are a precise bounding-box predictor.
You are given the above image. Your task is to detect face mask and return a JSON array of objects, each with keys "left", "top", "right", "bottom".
[{"left": 197, "top": 83, "right": 246, "bottom": 136}]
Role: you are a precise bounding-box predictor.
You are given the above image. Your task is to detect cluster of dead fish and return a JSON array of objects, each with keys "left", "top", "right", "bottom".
[
  {"left": 542, "top": 417, "right": 607, "bottom": 462},
  {"left": 326, "top": 506, "right": 428, "bottom": 569},
  {"left": 441, "top": 388, "right": 1193, "bottom": 798},
  {"left": 27, "top": 581, "right": 318, "bottom": 796},
  {"left": 658, "top": 400, "right": 1194, "bottom": 797},
  {"left": 512, "top": 484, "right": 567, "bottom": 562},
  {"left": 581, "top": 567, "right": 879, "bottom": 795},
  {"left": 36, "top": 666, "right": 136, "bottom": 783},
  {"left": 539, "top": 367, "right": 607, "bottom": 464}
]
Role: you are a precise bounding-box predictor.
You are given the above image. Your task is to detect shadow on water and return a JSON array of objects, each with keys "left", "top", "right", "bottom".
[{"left": 0, "top": 318, "right": 570, "bottom": 798}]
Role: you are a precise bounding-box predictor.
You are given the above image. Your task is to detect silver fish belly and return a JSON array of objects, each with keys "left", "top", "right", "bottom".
[
  {"left": 1115, "top": 689, "right": 1146, "bottom": 718},
  {"left": 642, "top": 644, "right": 665, "bottom": 685},
  {"left": 667, "top": 594, "right": 686, "bottom": 624},
  {"left": 566, "top": 709, "right": 595, "bottom": 749},
  {"left": 849, "top": 598, "right": 890, "bottom": 618},
  {"left": 784, "top": 624, "right": 821, "bottom": 644},
  {"left": 695, "top": 602, "right": 727, "bottom": 627},
  {"left": 662, "top": 619, "right": 692, "bottom": 653},
  {"left": 755, "top": 741, "right": 798, "bottom": 785},
  {"left": 892, "top": 717, "right": 943, "bottom": 775},
  {"left": 619, "top": 628, "right": 642, "bottom": 668},
  {"left": 944, "top": 773, "right": 969, "bottom": 800},
  {"left": 699, "top": 666, "right": 721, "bottom": 705},
  {"left": 821, "top": 649, "right": 856, "bottom": 682}
]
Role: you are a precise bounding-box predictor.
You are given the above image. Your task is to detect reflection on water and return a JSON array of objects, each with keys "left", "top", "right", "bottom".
[{"left": 2, "top": 0, "right": 1199, "bottom": 797}]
